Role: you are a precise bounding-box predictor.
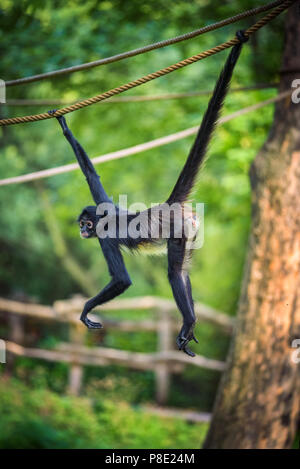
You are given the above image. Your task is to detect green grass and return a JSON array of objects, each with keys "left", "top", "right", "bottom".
[{"left": 0, "top": 377, "right": 208, "bottom": 449}]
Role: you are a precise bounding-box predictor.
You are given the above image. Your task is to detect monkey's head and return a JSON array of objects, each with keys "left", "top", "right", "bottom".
[{"left": 78, "top": 206, "right": 98, "bottom": 239}]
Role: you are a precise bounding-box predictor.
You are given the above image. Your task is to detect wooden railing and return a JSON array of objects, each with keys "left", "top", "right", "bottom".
[{"left": 0, "top": 295, "right": 234, "bottom": 410}]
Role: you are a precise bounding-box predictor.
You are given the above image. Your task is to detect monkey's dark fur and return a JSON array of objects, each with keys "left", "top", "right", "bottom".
[{"left": 50, "top": 33, "right": 247, "bottom": 356}]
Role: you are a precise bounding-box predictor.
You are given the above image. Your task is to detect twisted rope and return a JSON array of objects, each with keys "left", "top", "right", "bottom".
[
  {"left": 0, "top": 89, "right": 291, "bottom": 186},
  {"left": 4, "top": 83, "right": 278, "bottom": 106},
  {"left": 5, "top": 0, "right": 287, "bottom": 88},
  {"left": 0, "top": 0, "right": 293, "bottom": 127}
]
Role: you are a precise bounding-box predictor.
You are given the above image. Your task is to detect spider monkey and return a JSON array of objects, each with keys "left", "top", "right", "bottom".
[{"left": 49, "top": 31, "right": 247, "bottom": 357}]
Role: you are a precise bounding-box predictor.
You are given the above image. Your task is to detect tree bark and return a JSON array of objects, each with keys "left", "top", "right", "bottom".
[{"left": 203, "top": 2, "right": 300, "bottom": 449}]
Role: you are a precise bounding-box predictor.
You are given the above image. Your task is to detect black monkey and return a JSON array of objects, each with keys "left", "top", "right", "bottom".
[{"left": 49, "top": 32, "right": 247, "bottom": 356}]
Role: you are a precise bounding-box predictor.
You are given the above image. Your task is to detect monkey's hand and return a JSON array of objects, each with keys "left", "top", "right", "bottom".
[
  {"left": 176, "top": 324, "right": 198, "bottom": 357},
  {"left": 80, "top": 302, "right": 103, "bottom": 330},
  {"left": 48, "top": 110, "right": 68, "bottom": 132}
]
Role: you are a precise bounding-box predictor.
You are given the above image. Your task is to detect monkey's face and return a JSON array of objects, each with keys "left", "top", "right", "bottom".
[
  {"left": 77, "top": 206, "right": 98, "bottom": 239},
  {"left": 78, "top": 216, "right": 96, "bottom": 239},
  {"left": 79, "top": 217, "right": 94, "bottom": 238}
]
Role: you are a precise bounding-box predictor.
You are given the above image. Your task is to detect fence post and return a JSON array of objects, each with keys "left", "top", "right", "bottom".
[
  {"left": 155, "top": 307, "right": 172, "bottom": 405},
  {"left": 68, "top": 321, "right": 85, "bottom": 396},
  {"left": 5, "top": 313, "right": 24, "bottom": 375}
]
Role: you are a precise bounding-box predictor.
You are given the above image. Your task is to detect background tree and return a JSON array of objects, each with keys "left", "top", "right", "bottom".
[{"left": 204, "top": 1, "right": 300, "bottom": 449}]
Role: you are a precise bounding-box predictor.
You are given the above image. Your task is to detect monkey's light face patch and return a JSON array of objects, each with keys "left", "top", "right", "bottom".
[
  {"left": 79, "top": 218, "right": 95, "bottom": 239},
  {"left": 80, "top": 231, "right": 90, "bottom": 238}
]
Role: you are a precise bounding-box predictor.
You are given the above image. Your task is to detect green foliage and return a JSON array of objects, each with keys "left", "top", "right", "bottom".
[
  {"left": 0, "top": 378, "right": 207, "bottom": 449},
  {"left": 0, "top": 0, "right": 280, "bottom": 306},
  {"left": 14, "top": 357, "right": 69, "bottom": 394},
  {"left": 0, "top": 0, "right": 286, "bottom": 449}
]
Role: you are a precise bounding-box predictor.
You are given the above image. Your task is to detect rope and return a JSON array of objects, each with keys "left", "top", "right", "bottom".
[
  {"left": 0, "top": 0, "right": 292, "bottom": 127},
  {"left": 0, "top": 89, "right": 291, "bottom": 186},
  {"left": 5, "top": 0, "right": 287, "bottom": 88},
  {"left": 4, "top": 84, "right": 278, "bottom": 106}
]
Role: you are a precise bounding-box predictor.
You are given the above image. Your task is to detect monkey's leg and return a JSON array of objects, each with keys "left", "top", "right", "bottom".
[
  {"left": 81, "top": 239, "right": 131, "bottom": 329},
  {"left": 167, "top": 239, "right": 197, "bottom": 357}
]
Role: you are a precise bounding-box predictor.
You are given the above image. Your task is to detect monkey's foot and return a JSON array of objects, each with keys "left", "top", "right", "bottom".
[
  {"left": 47, "top": 109, "right": 58, "bottom": 116},
  {"left": 176, "top": 329, "right": 198, "bottom": 357},
  {"left": 80, "top": 315, "right": 103, "bottom": 329}
]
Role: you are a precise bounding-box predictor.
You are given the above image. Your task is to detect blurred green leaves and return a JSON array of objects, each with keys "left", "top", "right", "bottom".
[
  {"left": 0, "top": 378, "right": 208, "bottom": 448},
  {"left": 0, "top": 1, "right": 286, "bottom": 448},
  {"left": 0, "top": 1, "right": 281, "bottom": 309}
]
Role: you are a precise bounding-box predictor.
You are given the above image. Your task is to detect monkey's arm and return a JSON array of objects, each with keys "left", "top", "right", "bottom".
[
  {"left": 80, "top": 239, "right": 132, "bottom": 328},
  {"left": 53, "top": 114, "right": 111, "bottom": 205}
]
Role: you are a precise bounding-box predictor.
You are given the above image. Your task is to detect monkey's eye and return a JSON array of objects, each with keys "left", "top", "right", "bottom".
[
  {"left": 79, "top": 220, "right": 84, "bottom": 228},
  {"left": 87, "top": 221, "right": 93, "bottom": 229}
]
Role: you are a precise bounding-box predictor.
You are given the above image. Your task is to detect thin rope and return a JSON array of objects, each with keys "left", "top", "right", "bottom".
[
  {"left": 5, "top": 0, "right": 286, "bottom": 88},
  {"left": 4, "top": 83, "right": 278, "bottom": 106},
  {"left": 0, "top": 0, "right": 292, "bottom": 127},
  {"left": 0, "top": 90, "right": 291, "bottom": 187}
]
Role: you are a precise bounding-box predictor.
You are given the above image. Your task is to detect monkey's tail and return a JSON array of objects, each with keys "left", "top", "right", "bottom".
[{"left": 166, "top": 33, "right": 247, "bottom": 205}]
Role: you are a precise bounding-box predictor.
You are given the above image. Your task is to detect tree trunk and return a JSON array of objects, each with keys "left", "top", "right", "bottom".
[{"left": 203, "top": 3, "right": 300, "bottom": 449}]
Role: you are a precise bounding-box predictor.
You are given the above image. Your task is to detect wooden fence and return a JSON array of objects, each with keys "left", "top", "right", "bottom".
[{"left": 0, "top": 295, "right": 234, "bottom": 411}]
